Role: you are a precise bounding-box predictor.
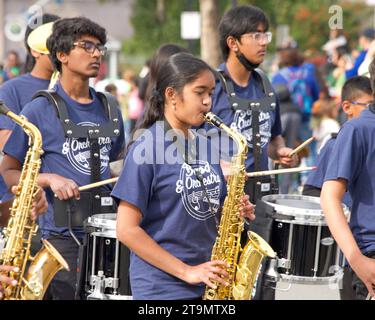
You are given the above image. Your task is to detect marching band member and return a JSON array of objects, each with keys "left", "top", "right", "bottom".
[
  {"left": 113, "top": 52, "right": 255, "bottom": 300},
  {"left": 1, "top": 17, "right": 124, "bottom": 300},
  {"left": 200, "top": 4, "right": 298, "bottom": 300},
  {"left": 321, "top": 59, "right": 375, "bottom": 300}
]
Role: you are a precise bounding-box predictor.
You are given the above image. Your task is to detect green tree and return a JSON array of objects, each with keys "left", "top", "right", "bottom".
[
  {"left": 123, "top": 0, "right": 229, "bottom": 58},
  {"left": 123, "top": 0, "right": 373, "bottom": 59}
]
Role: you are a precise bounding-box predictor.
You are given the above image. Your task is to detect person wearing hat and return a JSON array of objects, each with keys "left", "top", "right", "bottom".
[
  {"left": 345, "top": 28, "right": 375, "bottom": 80},
  {"left": 0, "top": 14, "right": 59, "bottom": 151},
  {"left": 0, "top": 14, "right": 59, "bottom": 272},
  {"left": 1, "top": 16, "right": 125, "bottom": 300}
]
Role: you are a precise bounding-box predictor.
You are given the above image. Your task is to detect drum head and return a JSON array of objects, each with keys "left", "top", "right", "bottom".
[{"left": 261, "top": 194, "right": 349, "bottom": 225}]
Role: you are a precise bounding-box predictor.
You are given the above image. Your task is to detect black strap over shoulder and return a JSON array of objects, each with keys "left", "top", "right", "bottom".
[
  {"left": 32, "top": 89, "right": 121, "bottom": 139},
  {"left": 32, "top": 89, "right": 121, "bottom": 224},
  {"left": 214, "top": 68, "right": 278, "bottom": 201},
  {"left": 214, "top": 68, "right": 277, "bottom": 113}
]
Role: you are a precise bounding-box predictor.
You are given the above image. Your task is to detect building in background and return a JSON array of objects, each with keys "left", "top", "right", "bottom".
[{"left": 0, "top": 0, "right": 134, "bottom": 79}]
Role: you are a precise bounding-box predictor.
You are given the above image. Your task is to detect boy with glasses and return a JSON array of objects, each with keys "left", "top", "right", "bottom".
[
  {"left": 303, "top": 76, "right": 372, "bottom": 300},
  {"left": 1, "top": 17, "right": 124, "bottom": 300},
  {"left": 201, "top": 4, "right": 298, "bottom": 300},
  {"left": 321, "top": 62, "right": 375, "bottom": 300}
]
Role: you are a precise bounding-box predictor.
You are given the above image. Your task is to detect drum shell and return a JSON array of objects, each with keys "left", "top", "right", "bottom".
[
  {"left": 271, "top": 220, "right": 338, "bottom": 277},
  {"left": 260, "top": 194, "right": 349, "bottom": 282},
  {"left": 84, "top": 214, "right": 131, "bottom": 297}
]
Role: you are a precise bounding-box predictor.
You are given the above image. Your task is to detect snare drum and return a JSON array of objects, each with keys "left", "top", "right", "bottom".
[
  {"left": 83, "top": 213, "right": 132, "bottom": 300},
  {"left": 261, "top": 194, "right": 350, "bottom": 284}
]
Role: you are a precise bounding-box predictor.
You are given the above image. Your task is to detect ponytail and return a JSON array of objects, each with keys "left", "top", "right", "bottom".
[{"left": 126, "top": 87, "right": 165, "bottom": 153}]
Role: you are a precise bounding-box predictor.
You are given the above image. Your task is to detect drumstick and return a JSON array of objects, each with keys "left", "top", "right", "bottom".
[
  {"left": 78, "top": 177, "right": 119, "bottom": 191},
  {"left": 288, "top": 136, "right": 315, "bottom": 157},
  {"left": 246, "top": 166, "right": 316, "bottom": 178}
]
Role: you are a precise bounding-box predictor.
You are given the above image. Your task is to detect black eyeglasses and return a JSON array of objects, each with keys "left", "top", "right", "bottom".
[
  {"left": 350, "top": 101, "right": 373, "bottom": 108},
  {"left": 73, "top": 40, "right": 107, "bottom": 56}
]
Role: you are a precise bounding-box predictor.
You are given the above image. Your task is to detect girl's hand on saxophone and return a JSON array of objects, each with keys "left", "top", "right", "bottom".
[
  {"left": 239, "top": 194, "right": 256, "bottom": 221},
  {"left": 182, "top": 260, "right": 230, "bottom": 289}
]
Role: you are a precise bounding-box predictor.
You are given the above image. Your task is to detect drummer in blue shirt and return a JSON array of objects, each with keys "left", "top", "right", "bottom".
[{"left": 321, "top": 61, "right": 375, "bottom": 300}]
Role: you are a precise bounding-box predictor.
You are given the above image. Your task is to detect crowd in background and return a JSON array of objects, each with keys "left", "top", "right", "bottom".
[{"left": 2, "top": 25, "right": 375, "bottom": 194}]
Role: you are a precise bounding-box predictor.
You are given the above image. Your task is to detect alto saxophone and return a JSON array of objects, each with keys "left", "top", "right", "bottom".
[
  {"left": 203, "top": 112, "right": 275, "bottom": 300},
  {"left": 0, "top": 101, "right": 69, "bottom": 300}
]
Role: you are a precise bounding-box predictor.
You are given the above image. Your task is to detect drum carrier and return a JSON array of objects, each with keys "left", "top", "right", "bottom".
[{"left": 32, "top": 90, "right": 131, "bottom": 300}]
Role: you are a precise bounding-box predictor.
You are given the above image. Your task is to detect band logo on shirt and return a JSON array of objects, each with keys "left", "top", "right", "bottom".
[
  {"left": 231, "top": 110, "right": 272, "bottom": 148},
  {"left": 61, "top": 121, "right": 112, "bottom": 175},
  {"left": 175, "top": 160, "right": 221, "bottom": 221}
]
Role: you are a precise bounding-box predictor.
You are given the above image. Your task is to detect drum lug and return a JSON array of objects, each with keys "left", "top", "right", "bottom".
[
  {"left": 104, "top": 277, "right": 119, "bottom": 289},
  {"left": 277, "top": 258, "right": 291, "bottom": 269}
]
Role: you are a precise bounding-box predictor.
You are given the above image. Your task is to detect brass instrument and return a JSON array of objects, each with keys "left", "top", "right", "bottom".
[
  {"left": 203, "top": 112, "right": 275, "bottom": 300},
  {"left": 0, "top": 101, "right": 69, "bottom": 300}
]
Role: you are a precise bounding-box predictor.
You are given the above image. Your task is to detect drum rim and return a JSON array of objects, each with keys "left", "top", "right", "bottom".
[
  {"left": 262, "top": 194, "right": 350, "bottom": 222},
  {"left": 279, "top": 268, "right": 343, "bottom": 285},
  {"left": 86, "top": 213, "right": 117, "bottom": 229}
]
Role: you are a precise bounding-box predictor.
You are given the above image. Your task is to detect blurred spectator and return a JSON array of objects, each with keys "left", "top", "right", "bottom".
[
  {"left": 272, "top": 40, "right": 320, "bottom": 141},
  {"left": 274, "top": 83, "right": 302, "bottom": 193},
  {"left": 138, "top": 59, "right": 151, "bottom": 103},
  {"left": 104, "top": 83, "right": 118, "bottom": 96},
  {"left": 310, "top": 98, "right": 340, "bottom": 152},
  {"left": 121, "top": 69, "right": 143, "bottom": 139},
  {"left": 273, "top": 84, "right": 302, "bottom": 149},
  {"left": 358, "top": 40, "right": 375, "bottom": 77},
  {"left": 1, "top": 50, "right": 22, "bottom": 83},
  {"left": 327, "top": 46, "right": 353, "bottom": 99},
  {"left": 135, "top": 43, "right": 189, "bottom": 129},
  {"left": 345, "top": 28, "right": 375, "bottom": 79},
  {"left": 322, "top": 29, "right": 347, "bottom": 60}
]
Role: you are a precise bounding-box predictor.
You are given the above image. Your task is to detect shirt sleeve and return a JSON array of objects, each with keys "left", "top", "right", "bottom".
[
  {"left": 2, "top": 112, "right": 30, "bottom": 163},
  {"left": 324, "top": 124, "right": 362, "bottom": 183},
  {"left": 111, "top": 142, "right": 154, "bottom": 216},
  {"left": 0, "top": 84, "right": 20, "bottom": 130}
]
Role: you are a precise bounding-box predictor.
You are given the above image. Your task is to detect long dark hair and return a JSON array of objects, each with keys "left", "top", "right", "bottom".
[
  {"left": 128, "top": 52, "right": 213, "bottom": 149},
  {"left": 144, "top": 44, "right": 189, "bottom": 103}
]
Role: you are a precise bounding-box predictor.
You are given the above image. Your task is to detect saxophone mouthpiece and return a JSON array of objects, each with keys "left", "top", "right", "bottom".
[
  {"left": 204, "top": 112, "right": 224, "bottom": 128},
  {"left": 0, "top": 101, "right": 10, "bottom": 116}
]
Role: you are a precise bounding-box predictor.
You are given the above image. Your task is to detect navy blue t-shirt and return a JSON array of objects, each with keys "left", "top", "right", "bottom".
[
  {"left": 324, "top": 109, "right": 375, "bottom": 254},
  {"left": 0, "top": 73, "right": 50, "bottom": 202},
  {"left": 3, "top": 82, "right": 125, "bottom": 238},
  {"left": 202, "top": 64, "right": 282, "bottom": 171},
  {"left": 0, "top": 73, "right": 50, "bottom": 130},
  {"left": 305, "top": 137, "right": 352, "bottom": 208},
  {"left": 111, "top": 121, "right": 227, "bottom": 300}
]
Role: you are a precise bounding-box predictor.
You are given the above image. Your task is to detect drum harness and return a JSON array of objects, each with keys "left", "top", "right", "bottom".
[
  {"left": 215, "top": 68, "right": 278, "bottom": 204},
  {"left": 33, "top": 90, "right": 122, "bottom": 299},
  {"left": 33, "top": 89, "right": 121, "bottom": 242}
]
